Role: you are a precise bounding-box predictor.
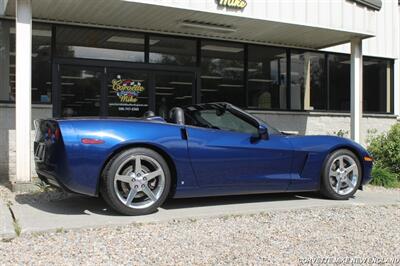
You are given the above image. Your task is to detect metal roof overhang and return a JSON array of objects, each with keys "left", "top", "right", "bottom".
[{"left": 3, "top": 0, "right": 374, "bottom": 50}]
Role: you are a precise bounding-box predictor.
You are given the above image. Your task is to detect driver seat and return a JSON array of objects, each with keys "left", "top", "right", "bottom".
[{"left": 169, "top": 107, "right": 185, "bottom": 125}]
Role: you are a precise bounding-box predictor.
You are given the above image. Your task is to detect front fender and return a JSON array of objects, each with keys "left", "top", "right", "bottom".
[{"left": 288, "top": 135, "right": 372, "bottom": 189}]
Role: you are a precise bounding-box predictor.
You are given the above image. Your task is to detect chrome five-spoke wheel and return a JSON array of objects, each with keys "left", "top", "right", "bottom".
[
  {"left": 321, "top": 149, "right": 362, "bottom": 200},
  {"left": 101, "top": 148, "right": 171, "bottom": 215},
  {"left": 114, "top": 155, "right": 165, "bottom": 209},
  {"left": 328, "top": 155, "right": 359, "bottom": 195}
]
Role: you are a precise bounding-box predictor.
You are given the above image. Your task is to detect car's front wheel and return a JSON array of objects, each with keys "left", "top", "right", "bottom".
[
  {"left": 100, "top": 147, "right": 171, "bottom": 215},
  {"left": 320, "top": 149, "right": 362, "bottom": 200}
]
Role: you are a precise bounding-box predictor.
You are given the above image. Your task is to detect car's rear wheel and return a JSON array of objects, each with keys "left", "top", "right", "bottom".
[
  {"left": 100, "top": 147, "right": 171, "bottom": 215},
  {"left": 320, "top": 149, "right": 362, "bottom": 200}
]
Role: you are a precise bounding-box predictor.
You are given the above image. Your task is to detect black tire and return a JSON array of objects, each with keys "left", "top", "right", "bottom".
[
  {"left": 320, "top": 149, "right": 362, "bottom": 200},
  {"left": 100, "top": 147, "right": 171, "bottom": 215}
]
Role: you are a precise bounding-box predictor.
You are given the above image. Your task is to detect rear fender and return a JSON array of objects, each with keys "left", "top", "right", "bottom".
[
  {"left": 95, "top": 141, "right": 180, "bottom": 197},
  {"left": 57, "top": 120, "right": 195, "bottom": 196}
]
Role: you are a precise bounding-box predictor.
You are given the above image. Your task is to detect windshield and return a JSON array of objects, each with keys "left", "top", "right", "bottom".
[{"left": 184, "top": 103, "right": 281, "bottom": 135}]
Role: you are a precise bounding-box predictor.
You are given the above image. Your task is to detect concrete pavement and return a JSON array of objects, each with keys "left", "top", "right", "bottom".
[
  {"left": 0, "top": 200, "right": 15, "bottom": 238},
  {"left": 1, "top": 189, "right": 399, "bottom": 238}
]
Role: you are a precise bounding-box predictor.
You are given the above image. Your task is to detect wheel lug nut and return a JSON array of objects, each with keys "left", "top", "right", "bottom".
[
  {"left": 143, "top": 177, "right": 147, "bottom": 181},
  {"left": 141, "top": 184, "right": 145, "bottom": 188},
  {"left": 134, "top": 185, "right": 138, "bottom": 189},
  {"left": 137, "top": 173, "right": 141, "bottom": 177}
]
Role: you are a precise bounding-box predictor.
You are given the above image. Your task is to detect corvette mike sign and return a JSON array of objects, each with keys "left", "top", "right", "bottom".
[
  {"left": 112, "top": 79, "right": 145, "bottom": 103},
  {"left": 218, "top": 0, "right": 247, "bottom": 9},
  {"left": 110, "top": 79, "right": 148, "bottom": 114}
]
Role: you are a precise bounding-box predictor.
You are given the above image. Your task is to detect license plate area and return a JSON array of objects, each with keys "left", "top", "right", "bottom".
[{"left": 34, "top": 143, "right": 46, "bottom": 163}]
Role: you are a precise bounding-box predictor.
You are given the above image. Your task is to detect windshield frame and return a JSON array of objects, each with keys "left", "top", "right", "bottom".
[{"left": 183, "top": 102, "right": 281, "bottom": 135}]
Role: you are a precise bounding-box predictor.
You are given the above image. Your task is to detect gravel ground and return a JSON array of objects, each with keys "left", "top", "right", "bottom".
[{"left": 0, "top": 204, "right": 399, "bottom": 265}]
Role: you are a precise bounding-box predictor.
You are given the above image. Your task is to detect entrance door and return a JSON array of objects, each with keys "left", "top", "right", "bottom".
[
  {"left": 59, "top": 65, "right": 103, "bottom": 117},
  {"left": 56, "top": 63, "right": 196, "bottom": 118},
  {"left": 154, "top": 72, "right": 195, "bottom": 119},
  {"left": 107, "top": 69, "right": 150, "bottom": 117}
]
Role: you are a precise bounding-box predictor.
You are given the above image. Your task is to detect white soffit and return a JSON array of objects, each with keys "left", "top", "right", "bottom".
[{"left": 4, "top": 0, "right": 374, "bottom": 50}]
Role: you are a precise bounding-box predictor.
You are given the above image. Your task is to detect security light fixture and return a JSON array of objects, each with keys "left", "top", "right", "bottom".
[
  {"left": 10, "top": 28, "right": 52, "bottom": 37},
  {"left": 180, "top": 20, "right": 237, "bottom": 33},
  {"left": 61, "top": 82, "right": 75, "bottom": 86},
  {"left": 169, "top": 81, "right": 192, "bottom": 86},
  {"left": 201, "top": 75, "right": 223, "bottom": 80},
  {"left": 202, "top": 45, "right": 243, "bottom": 53},
  {"left": 61, "top": 75, "right": 85, "bottom": 80},
  {"left": 248, "top": 79, "right": 274, "bottom": 83},
  {"left": 218, "top": 84, "right": 244, "bottom": 87},
  {"left": 107, "top": 36, "right": 159, "bottom": 45}
]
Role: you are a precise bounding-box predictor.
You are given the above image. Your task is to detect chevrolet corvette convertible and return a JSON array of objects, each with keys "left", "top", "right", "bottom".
[{"left": 34, "top": 103, "right": 373, "bottom": 215}]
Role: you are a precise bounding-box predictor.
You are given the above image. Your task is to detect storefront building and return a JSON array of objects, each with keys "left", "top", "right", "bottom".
[{"left": 0, "top": 0, "right": 399, "bottom": 187}]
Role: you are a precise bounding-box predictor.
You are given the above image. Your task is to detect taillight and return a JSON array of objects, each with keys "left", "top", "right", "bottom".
[
  {"left": 46, "top": 126, "right": 61, "bottom": 142},
  {"left": 54, "top": 128, "right": 61, "bottom": 141}
]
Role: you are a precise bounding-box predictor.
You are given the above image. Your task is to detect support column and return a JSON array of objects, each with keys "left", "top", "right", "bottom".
[
  {"left": 350, "top": 38, "right": 362, "bottom": 143},
  {"left": 303, "top": 53, "right": 312, "bottom": 110},
  {"left": 394, "top": 59, "right": 400, "bottom": 116},
  {"left": 15, "top": 0, "right": 32, "bottom": 184}
]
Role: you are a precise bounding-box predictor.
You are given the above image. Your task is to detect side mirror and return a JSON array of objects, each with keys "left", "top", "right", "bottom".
[{"left": 251, "top": 125, "right": 269, "bottom": 143}]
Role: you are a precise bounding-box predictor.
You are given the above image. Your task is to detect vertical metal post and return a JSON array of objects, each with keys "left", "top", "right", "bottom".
[
  {"left": 15, "top": 0, "right": 32, "bottom": 183},
  {"left": 350, "top": 38, "right": 363, "bottom": 143},
  {"left": 394, "top": 59, "right": 399, "bottom": 116}
]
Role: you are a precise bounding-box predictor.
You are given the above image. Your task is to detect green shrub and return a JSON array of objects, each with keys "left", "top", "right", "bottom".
[
  {"left": 370, "top": 164, "right": 399, "bottom": 188},
  {"left": 368, "top": 123, "right": 400, "bottom": 187}
]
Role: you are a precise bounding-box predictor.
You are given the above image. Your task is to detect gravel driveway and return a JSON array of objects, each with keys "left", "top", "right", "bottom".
[{"left": 1, "top": 204, "right": 399, "bottom": 265}]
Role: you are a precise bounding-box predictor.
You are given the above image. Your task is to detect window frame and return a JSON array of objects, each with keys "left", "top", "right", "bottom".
[{"left": 0, "top": 17, "right": 395, "bottom": 115}]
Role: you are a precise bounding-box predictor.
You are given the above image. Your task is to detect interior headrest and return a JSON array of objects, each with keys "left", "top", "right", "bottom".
[
  {"left": 169, "top": 107, "right": 185, "bottom": 125},
  {"left": 143, "top": 110, "right": 155, "bottom": 118}
]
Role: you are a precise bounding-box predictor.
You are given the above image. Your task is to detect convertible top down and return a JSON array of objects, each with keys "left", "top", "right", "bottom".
[{"left": 34, "top": 103, "right": 373, "bottom": 215}]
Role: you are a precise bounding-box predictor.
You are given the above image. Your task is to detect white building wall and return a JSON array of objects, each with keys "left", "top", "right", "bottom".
[
  {"left": 324, "top": 0, "right": 399, "bottom": 59},
  {"left": 249, "top": 111, "right": 398, "bottom": 147}
]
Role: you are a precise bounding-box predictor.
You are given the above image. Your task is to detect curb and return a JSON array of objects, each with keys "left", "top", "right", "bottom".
[
  {"left": 2, "top": 201, "right": 399, "bottom": 238},
  {"left": 0, "top": 200, "right": 16, "bottom": 239}
]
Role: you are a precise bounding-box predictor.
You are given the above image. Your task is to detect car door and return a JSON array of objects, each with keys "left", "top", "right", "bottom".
[{"left": 186, "top": 108, "right": 294, "bottom": 191}]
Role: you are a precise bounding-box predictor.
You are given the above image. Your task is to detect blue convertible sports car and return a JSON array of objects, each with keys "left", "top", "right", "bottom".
[{"left": 34, "top": 103, "right": 373, "bottom": 215}]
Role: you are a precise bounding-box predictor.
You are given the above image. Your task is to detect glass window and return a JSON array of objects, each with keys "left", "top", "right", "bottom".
[
  {"left": 290, "top": 51, "right": 325, "bottom": 110},
  {"left": 60, "top": 66, "right": 102, "bottom": 117},
  {"left": 247, "top": 45, "right": 287, "bottom": 110},
  {"left": 32, "top": 23, "right": 52, "bottom": 104},
  {"left": 363, "top": 57, "right": 393, "bottom": 113},
  {"left": 149, "top": 36, "right": 196, "bottom": 66},
  {"left": 186, "top": 108, "right": 258, "bottom": 135},
  {"left": 56, "top": 26, "right": 145, "bottom": 62},
  {"left": 200, "top": 40, "right": 245, "bottom": 106},
  {"left": 0, "top": 20, "right": 52, "bottom": 104},
  {"left": 155, "top": 73, "right": 194, "bottom": 119},
  {"left": 0, "top": 20, "right": 13, "bottom": 102},
  {"left": 328, "top": 54, "right": 350, "bottom": 111}
]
